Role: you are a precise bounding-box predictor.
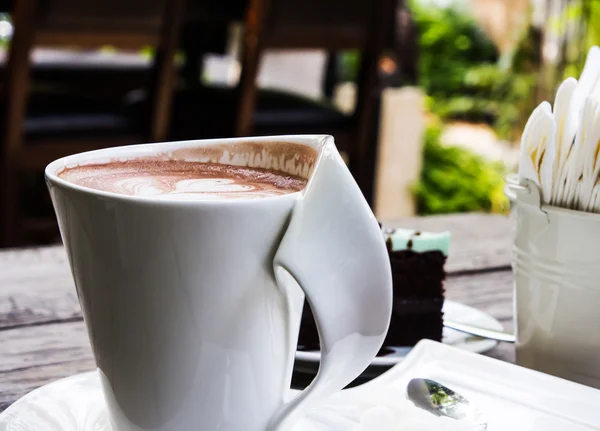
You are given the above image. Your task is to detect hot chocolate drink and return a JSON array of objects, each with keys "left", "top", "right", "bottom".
[{"left": 58, "top": 159, "right": 308, "bottom": 200}]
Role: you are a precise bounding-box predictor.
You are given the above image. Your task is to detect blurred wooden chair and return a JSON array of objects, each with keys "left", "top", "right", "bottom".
[
  {"left": 235, "top": 0, "right": 396, "bottom": 202},
  {"left": 141, "top": 0, "right": 396, "bottom": 204},
  {"left": 179, "top": 0, "right": 246, "bottom": 83},
  {"left": 128, "top": 0, "right": 396, "bottom": 204},
  {"left": 0, "top": 0, "right": 185, "bottom": 246}
]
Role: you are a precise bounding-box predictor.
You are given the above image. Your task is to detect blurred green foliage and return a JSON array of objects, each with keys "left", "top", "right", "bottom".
[
  {"left": 555, "top": 1, "right": 600, "bottom": 82},
  {"left": 0, "top": 14, "right": 11, "bottom": 48},
  {"left": 410, "top": 0, "right": 498, "bottom": 99},
  {"left": 338, "top": 50, "right": 361, "bottom": 83},
  {"left": 412, "top": 1, "right": 536, "bottom": 141},
  {"left": 336, "top": 0, "right": 538, "bottom": 143},
  {"left": 413, "top": 119, "right": 509, "bottom": 215}
]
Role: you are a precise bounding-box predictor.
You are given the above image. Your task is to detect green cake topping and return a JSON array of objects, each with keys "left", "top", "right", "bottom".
[{"left": 385, "top": 228, "right": 451, "bottom": 256}]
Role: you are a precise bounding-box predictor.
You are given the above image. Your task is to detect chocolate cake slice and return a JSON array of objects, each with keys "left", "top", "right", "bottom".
[
  {"left": 383, "top": 228, "right": 450, "bottom": 347},
  {"left": 297, "top": 226, "right": 450, "bottom": 353}
]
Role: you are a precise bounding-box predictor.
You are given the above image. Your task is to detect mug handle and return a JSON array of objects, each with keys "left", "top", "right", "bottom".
[{"left": 269, "top": 137, "right": 393, "bottom": 431}]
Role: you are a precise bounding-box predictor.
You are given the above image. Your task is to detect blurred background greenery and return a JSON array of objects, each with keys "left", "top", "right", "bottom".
[
  {"left": 340, "top": 0, "right": 600, "bottom": 216},
  {"left": 2, "top": 1, "right": 599, "bottom": 217},
  {"left": 414, "top": 118, "right": 508, "bottom": 215}
]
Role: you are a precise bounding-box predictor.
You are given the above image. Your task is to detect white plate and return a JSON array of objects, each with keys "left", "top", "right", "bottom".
[
  {"left": 296, "top": 300, "right": 504, "bottom": 368},
  {"left": 2, "top": 340, "right": 600, "bottom": 431}
]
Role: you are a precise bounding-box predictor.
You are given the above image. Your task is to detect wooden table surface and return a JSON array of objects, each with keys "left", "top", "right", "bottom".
[{"left": 0, "top": 213, "right": 514, "bottom": 412}]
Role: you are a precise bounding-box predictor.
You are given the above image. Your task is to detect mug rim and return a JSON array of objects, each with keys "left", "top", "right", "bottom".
[{"left": 45, "top": 134, "right": 331, "bottom": 206}]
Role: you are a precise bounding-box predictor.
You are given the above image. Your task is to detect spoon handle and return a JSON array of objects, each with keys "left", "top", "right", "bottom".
[{"left": 444, "top": 320, "right": 516, "bottom": 343}]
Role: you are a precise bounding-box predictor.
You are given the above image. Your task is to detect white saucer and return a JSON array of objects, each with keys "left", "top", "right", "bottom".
[
  {"left": 3, "top": 340, "right": 600, "bottom": 431},
  {"left": 296, "top": 300, "right": 503, "bottom": 369}
]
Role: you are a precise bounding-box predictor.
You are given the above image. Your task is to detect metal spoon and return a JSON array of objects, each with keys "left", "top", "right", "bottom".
[
  {"left": 444, "top": 319, "right": 516, "bottom": 343},
  {"left": 406, "top": 378, "right": 487, "bottom": 430}
]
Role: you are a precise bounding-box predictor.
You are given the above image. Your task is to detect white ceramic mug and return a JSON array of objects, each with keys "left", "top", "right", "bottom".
[
  {"left": 45, "top": 135, "right": 392, "bottom": 431},
  {"left": 506, "top": 175, "right": 600, "bottom": 388}
]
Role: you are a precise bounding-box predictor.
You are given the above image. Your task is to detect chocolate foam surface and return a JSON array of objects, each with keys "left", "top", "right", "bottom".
[{"left": 58, "top": 159, "right": 308, "bottom": 200}]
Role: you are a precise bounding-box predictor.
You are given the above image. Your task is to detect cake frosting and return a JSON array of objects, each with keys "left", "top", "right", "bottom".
[{"left": 383, "top": 228, "right": 451, "bottom": 255}]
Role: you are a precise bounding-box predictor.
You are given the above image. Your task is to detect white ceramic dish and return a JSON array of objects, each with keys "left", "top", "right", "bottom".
[
  {"left": 296, "top": 300, "right": 504, "bottom": 369},
  {"left": 4, "top": 340, "right": 599, "bottom": 431}
]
